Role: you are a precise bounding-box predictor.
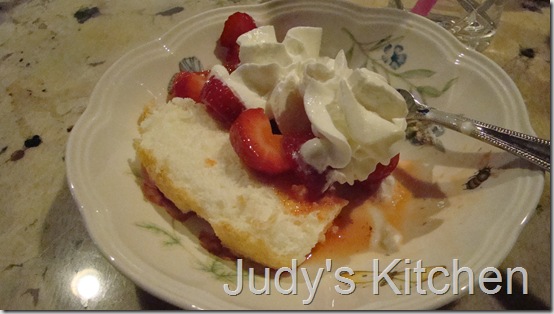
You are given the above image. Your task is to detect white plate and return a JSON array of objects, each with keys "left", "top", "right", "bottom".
[{"left": 66, "top": 0, "right": 544, "bottom": 310}]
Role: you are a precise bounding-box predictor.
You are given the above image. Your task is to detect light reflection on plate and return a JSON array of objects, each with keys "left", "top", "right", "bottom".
[{"left": 66, "top": 0, "right": 543, "bottom": 310}]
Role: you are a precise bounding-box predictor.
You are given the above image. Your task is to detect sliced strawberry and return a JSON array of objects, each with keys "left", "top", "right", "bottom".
[
  {"left": 229, "top": 108, "right": 294, "bottom": 175},
  {"left": 223, "top": 44, "right": 241, "bottom": 73},
  {"left": 200, "top": 76, "right": 246, "bottom": 126},
  {"left": 334, "top": 154, "right": 401, "bottom": 202},
  {"left": 219, "top": 12, "right": 256, "bottom": 72},
  {"left": 219, "top": 12, "right": 257, "bottom": 49},
  {"left": 282, "top": 131, "right": 315, "bottom": 167},
  {"left": 282, "top": 132, "right": 329, "bottom": 197},
  {"left": 167, "top": 71, "right": 209, "bottom": 102},
  {"left": 365, "top": 153, "right": 400, "bottom": 183}
]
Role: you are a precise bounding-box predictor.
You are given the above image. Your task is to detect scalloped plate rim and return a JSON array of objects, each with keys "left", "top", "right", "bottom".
[{"left": 65, "top": 0, "right": 544, "bottom": 310}]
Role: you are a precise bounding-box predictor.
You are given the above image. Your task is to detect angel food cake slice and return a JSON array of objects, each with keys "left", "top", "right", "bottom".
[
  {"left": 134, "top": 12, "right": 407, "bottom": 269},
  {"left": 135, "top": 99, "right": 347, "bottom": 269}
]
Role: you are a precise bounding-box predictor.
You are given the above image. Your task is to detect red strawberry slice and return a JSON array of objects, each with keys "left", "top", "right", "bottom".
[
  {"left": 229, "top": 108, "right": 294, "bottom": 175},
  {"left": 219, "top": 12, "right": 257, "bottom": 72},
  {"left": 168, "top": 71, "right": 209, "bottom": 102},
  {"left": 223, "top": 44, "right": 241, "bottom": 72},
  {"left": 282, "top": 131, "right": 315, "bottom": 167},
  {"left": 338, "top": 153, "right": 400, "bottom": 199},
  {"left": 200, "top": 76, "right": 246, "bottom": 126},
  {"left": 365, "top": 153, "right": 400, "bottom": 183},
  {"left": 219, "top": 12, "right": 257, "bottom": 48},
  {"left": 282, "top": 132, "right": 330, "bottom": 197}
]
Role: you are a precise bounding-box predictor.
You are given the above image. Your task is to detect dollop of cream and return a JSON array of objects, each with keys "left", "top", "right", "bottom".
[{"left": 213, "top": 25, "right": 407, "bottom": 185}]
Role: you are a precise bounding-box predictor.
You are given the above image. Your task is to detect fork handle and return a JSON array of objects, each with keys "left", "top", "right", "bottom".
[
  {"left": 412, "top": 107, "right": 551, "bottom": 171},
  {"left": 470, "top": 120, "right": 550, "bottom": 171}
]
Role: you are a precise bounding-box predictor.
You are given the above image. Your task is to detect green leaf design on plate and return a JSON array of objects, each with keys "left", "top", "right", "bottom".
[
  {"left": 417, "top": 77, "right": 458, "bottom": 97},
  {"left": 342, "top": 28, "right": 457, "bottom": 102},
  {"left": 136, "top": 221, "right": 243, "bottom": 283},
  {"left": 198, "top": 259, "right": 244, "bottom": 283},
  {"left": 396, "top": 69, "right": 436, "bottom": 79},
  {"left": 136, "top": 222, "right": 183, "bottom": 247}
]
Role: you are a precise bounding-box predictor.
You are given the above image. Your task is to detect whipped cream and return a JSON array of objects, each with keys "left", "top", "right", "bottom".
[{"left": 212, "top": 25, "right": 407, "bottom": 185}]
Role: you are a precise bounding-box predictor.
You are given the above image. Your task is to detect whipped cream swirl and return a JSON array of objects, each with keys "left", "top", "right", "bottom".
[{"left": 211, "top": 25, "right": 407, "bottom": 185}]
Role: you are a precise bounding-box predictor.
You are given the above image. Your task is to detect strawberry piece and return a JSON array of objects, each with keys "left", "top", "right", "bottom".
[
  {"left": 224, "top": 44, "right": 241, "bottom": 72},
  {"left": 282, "top": 132, "right": 329, "bottom": 198},
  {"left": 168, "top": 71, "right": 209, "bottom": 102},
  {"left": 229, "top": 108, "right": 294, "bottom": 175},
  {"left": 219, "top": 12, "right": 257, "bottom": 48},
  {"left": 200, "top": 76, "right": 246, "bottom": 126},
  {"left": 335, "top": 154, "right": 401, "bottom": 201},
  {"left": 282, "top": 131, "right": 315, "bottom": 167},
  {"left": 365, "top": 153, "right": 400, "bottom": 183},
  {"left": 219, "top": 12, "right": 257, "bottom": 72}
]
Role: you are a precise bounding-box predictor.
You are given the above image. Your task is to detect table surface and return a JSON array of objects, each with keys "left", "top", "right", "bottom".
[{"left": 0, "top": 0, "right": 550, "bottom": 310}]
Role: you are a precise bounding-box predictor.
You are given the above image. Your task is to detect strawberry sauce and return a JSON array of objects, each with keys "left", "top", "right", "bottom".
[{"left": 139, "top": 167, "right": 194, "bottom": 223}]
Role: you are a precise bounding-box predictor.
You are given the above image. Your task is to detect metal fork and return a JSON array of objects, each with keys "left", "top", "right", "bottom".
[{"left": 397, "top": 89, "right": 551, "bottom": 171}]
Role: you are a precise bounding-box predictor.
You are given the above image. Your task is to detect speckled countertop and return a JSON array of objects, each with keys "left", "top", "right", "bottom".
[{"left": 0, "top": 0, "right": 550, "bottom": 310}]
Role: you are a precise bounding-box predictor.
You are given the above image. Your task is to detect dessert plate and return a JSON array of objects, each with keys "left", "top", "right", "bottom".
[{"left": 66, "top": 0, "right": 544, "bottom": 310}]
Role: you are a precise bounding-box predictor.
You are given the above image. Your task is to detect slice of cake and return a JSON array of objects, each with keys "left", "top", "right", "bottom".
[{"left": 135, "top": 98, "right": 348, "bottom": 269}]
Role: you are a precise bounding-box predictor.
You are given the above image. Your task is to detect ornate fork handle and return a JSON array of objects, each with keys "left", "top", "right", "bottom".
[
  {"left": 398, "top": 88, "right": 550, "bottom": 171},
  {"left": 469, "top": 119, "right": 550, "bottom": 171},
  {"left": 414, "top": 106, "right": 551, "bottom": 172}
]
